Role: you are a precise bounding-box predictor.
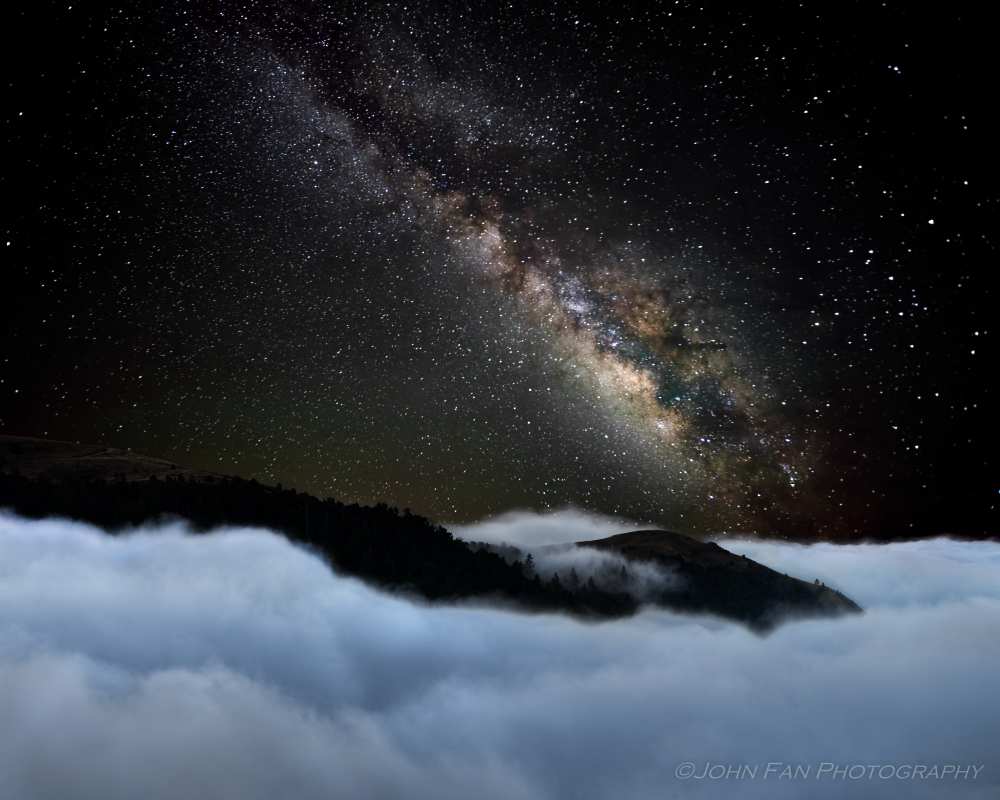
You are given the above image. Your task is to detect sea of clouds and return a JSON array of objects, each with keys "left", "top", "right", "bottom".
[{"left": 1, "top": 509, "right": 998, "bottom": 799}]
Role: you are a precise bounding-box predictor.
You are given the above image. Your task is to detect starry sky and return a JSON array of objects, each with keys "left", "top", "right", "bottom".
[{"left": 3, "top": 1, "right": 996, "bottom": 538}]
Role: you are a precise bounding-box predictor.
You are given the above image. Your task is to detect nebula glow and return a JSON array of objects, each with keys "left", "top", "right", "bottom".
[
  {"left": 193, "top": 36, "right": 815, "bottom": 532},
  {"left": 5, "top": 3, "right": 992, "bottom": 537}
]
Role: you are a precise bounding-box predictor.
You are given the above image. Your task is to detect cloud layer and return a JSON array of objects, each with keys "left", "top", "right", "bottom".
[
  {"left": 451, "top": 507, "right": 646, "bottom": 547},
  {"left": 1, "top": 510, "right": 998, "bottom": 800}
]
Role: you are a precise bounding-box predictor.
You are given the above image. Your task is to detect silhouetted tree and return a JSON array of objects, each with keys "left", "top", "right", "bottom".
[{"left": 0, "top": 470, "right": 641, "bottom": 621}]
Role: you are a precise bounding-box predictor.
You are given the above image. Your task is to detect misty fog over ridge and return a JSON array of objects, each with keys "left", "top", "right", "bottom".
[
  {"left": 1, "top": 508, "right": 997, "bottom": 800},
  {"left": 451, "top": 507, "right": 650, "bottom": 547},
  {"left": 452, "top": 509, "right": 990, "bottom": 605},
  {"left": 454, "top": 509, "right": 682, "bottom": 601}
]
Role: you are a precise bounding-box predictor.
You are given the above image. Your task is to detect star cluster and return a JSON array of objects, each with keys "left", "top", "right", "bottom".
[{"left": 3, "top": 1, "right": 995, "bottom": 537}]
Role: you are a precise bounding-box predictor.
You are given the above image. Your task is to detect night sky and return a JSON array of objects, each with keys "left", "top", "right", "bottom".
[{"left": 3, "top": 1, "right": 995, "bottom": 538}]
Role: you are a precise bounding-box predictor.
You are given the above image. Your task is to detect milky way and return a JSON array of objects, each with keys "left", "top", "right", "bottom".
[
  {"left": 181, "top": 30, "right": 812, "bottom": 531},
  {"left": 4, "top": 2, "right": 994, "bottom": 537}
]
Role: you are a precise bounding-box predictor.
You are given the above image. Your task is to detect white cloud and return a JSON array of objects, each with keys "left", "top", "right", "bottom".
[
  {"left": 453, "top": 508, "right": 680, "bottom": 599},
  {"left": 721, "top": 536, "right": 1000, "bottom": 608},
  {"left": 528, "top": 544, "right": 681, "bottom": 599},
  {"left": 1, "top": 510, "right": 998, "bottom": 800},
  {"left": 450, "top": 507, "right": 646, "bottom": 547}
]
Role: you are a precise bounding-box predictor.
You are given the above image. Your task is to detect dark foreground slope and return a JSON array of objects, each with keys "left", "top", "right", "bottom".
[
  {"left": 0, "top": 435, "right": 219, "bottom": 482},
  {"left": 0, "top": 435, "right": 859, "bottom": 629}
]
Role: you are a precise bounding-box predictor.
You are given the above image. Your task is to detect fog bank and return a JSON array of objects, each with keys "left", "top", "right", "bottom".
[{"left": 1, "top": 510, "right": 997, "bottom": 800}]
